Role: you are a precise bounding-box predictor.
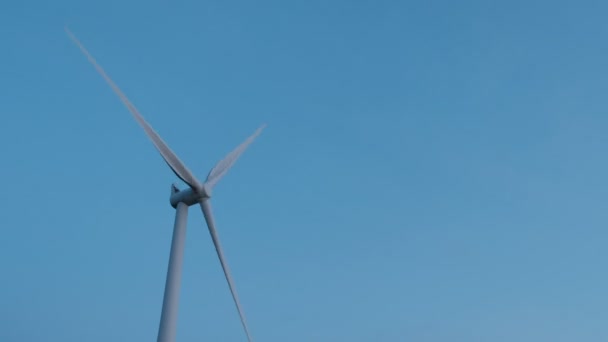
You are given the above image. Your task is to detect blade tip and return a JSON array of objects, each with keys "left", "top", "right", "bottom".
[
  {"left": 257, "top": 123, "right": 267, "bottom": 134},
  {"left": 64, "top": 25, "right": 74, "bottom": 36}
]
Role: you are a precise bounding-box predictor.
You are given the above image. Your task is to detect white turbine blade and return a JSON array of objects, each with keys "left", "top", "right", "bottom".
[
  {"left": 205, "top": 125, "right": 266, "bottom": 189},
  {"left": 65, "top": 28, "right": 202, "bottom": 191},
  {"left": 199, "top": 199, "right": 253, "bottom": 342}
]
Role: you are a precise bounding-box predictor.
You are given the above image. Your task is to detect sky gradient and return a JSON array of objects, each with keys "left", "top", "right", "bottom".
[{"left": 2, "top": 0, "right": 608, "bottom": 341}]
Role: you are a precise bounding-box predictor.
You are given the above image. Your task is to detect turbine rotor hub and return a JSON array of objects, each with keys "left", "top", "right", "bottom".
[{"left": 201, "top": 183, "right": 213, "bottom": 198}]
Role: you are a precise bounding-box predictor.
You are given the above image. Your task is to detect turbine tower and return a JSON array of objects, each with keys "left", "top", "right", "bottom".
[{"left": 66, "top": 28, "right": 263, "bottom": 342}]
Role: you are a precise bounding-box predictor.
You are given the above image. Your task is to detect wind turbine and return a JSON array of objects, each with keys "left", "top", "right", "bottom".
[{"left": 65, "top": 28, "right": 263, "bottom": 342}]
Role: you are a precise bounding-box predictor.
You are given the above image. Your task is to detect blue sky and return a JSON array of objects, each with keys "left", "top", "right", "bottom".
[{"left": 2, "top": 0, "right": 608, "bottom": 341}]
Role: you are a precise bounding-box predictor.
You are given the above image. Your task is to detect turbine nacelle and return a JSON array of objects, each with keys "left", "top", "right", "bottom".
[{"left": 169, "top": 183, "right": 212, "bottom": 208}]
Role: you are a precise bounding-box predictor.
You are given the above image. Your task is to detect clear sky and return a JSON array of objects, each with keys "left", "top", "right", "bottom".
[{"left": 1, "top": 0, "right": 608, "bottom": 341}]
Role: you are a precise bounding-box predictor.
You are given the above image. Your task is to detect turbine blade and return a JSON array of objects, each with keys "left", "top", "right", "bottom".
[
  {"left": 205, "top": 125, "right": 266, "bottom": 189},
  {"left": 199, "top": 199, "right": 253, "bottom": 342},
  {"left": 65, "top": 27, "right": 202, "bottom": 191}
]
